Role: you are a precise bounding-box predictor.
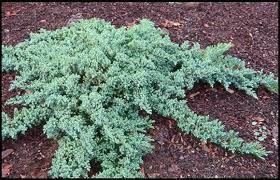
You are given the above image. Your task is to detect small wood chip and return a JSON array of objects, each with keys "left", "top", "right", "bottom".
[
  {"left": 184, "top": 2, "right": 200, "bottom": 9},
  {"left": 180, "top": 135, "right": 186, "bottom": 145},
  {"left": 140, "top": 166, "right": 145, "bottom": 174},
  {"left": 20, "top": 174, "right": 27, "bottom": 178},
  {"left": 272, "top": 126, "right": 278, "bottom": 144},
  {"left": 147, "top": 173, "right": 160, "bottom": 178},
  {"left": 226, "top": 88, "right": 235, "bottom": 94},
  {"left": 2, "top": 149, "right": 14, "bottom": 159},
  {"left": 211, "top": 88, "right": 218, "bottom": 92},
  {"left": 161, "top": 19, "right": 182, "bottom": 28},
  {"left": 200, "top": 143, "right": 211, "bottom": 153},
  {"left": 66, "top": 13, "right": 83, "bottom": 26},
  {"left": 161, "top": 27, "right": 170, "bottom": 35},
  {"left": 2, "top": 164, "right": 12, "bottom": 177},
  {"left": 170, "top": 135, "right": 176, "bottom": 143},
  {"left": 168, "top": 120, "right": 175, "bottom": 128},
  {"left": 252, "top": 116, "right": 265, "bottom": 123},
  {"left": 204, "top": 23, "right": 209, "bottom": 28},
  {"left": 126, "top": 18, "right": 140, "bottom": 28},
  {"left": 5, "top": 11, "right": 17, "bottom": 17},
  {"left": 189, "top": 92, "right": 200, "bottom": 98},
  {"left": 40, "top": 19, "right": 47, "bottom": 23},
  {"left": 168, "top": 164, "right": 180, "bottom": 172}
]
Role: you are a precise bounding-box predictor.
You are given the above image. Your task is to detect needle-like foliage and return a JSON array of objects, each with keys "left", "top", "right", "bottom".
[{"left": 2, "top": 18, "right": 278, "bottom": 178}]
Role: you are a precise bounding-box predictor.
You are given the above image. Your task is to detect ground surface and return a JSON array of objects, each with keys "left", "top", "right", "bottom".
[{"left": 1, "top": 2, "right": 278, "bottom": 178}]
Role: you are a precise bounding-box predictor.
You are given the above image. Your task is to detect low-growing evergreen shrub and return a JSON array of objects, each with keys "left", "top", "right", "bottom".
[{"left": 2, "top": 18, "right": 278, "bottom": 178}]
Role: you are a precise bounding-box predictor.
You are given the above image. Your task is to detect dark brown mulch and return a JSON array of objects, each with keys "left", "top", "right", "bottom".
[{"left": 1, "top": 2, "right": 278, "bottom": 178}]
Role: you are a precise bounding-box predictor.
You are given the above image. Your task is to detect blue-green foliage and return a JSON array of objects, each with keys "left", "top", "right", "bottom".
[{"left": 2, "top": 18, "right": 278, "bottom": 178}]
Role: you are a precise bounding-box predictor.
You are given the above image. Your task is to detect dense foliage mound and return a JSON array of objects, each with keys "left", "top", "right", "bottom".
[{"left": 2, "top": 18, "right": 278, "bottom": 178}]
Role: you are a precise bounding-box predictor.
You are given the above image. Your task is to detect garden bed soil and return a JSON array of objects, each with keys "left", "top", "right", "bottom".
[{"left": 1, "top": 2, "right": 278, "bottom": 178}]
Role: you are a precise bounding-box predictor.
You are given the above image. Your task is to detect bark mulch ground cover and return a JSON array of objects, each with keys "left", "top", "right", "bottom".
[{"left": 1, "top": 2, "right": 278, "bottom": 178}]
